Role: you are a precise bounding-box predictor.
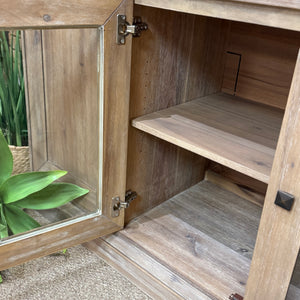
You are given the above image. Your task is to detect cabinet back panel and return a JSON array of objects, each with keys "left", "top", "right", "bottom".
[
  {"left": 126, "top": 6, "right": 230, "bottom": 222},
  {"left": 223, "top": 22, "right": 300, "bottom": 109}
]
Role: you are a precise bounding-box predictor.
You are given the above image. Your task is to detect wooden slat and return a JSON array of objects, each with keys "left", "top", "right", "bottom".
[
  {"left": 87, "top": 178, "right": 300, "bottom": 299},
  {"left": 132, "top": 93, "right": 283, "bottom": 183},
  {"left": 23, "top": 30, "right": 47, "bottom": 170},
  {"left": 135, "top": 0, "right": 300, "bottom": 32},
  {"left": 205, "top": 170, "right": 265, "bottom": 207},
  {"left": 245, "top": 52, "right": 300, "bottom": 299},
  {"left": 126, "top": 6, "right": 229, "bottom": 223},
  {"left": 0, "top": 0, "right": 123, "bottom": 29},
  {"left": 95, "top": 181, "right": 261, "bottom": 299},
  {"left": 0, "top": 215, "right": 121, "bottom": 271},
  {"left": 229, "top": 0, "right": 300, "bottom": 10},
  {"left": 102, "top": 0, "right": 133, "bottom": 226},
  {"left": 209, "top": 162, "right": 268, "bottom": 196},
  {"left": 42, "top": 28, "right": 100, "bottom": 190},
  {"left": 222, "top": 23, "right": 300, "bottom": 109},
  {"left": 84, "top": 239, "right": 184, "bottom": 300}
]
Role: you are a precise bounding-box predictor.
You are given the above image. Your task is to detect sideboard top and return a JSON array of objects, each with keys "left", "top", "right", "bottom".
[{"left": 135, "top": 0, "right": 300, "bottom": 32}]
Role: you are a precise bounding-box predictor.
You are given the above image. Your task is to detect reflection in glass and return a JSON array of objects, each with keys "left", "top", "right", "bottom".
[{"left": 0, "top": 28, "right": 102, "bottom": 240}]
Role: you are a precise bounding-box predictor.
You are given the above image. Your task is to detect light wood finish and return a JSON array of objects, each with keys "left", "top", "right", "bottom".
[
  {"left": 23, "top": 30, "right": 47, "bottom": 170},
  {"left": 90, "top": 180, "right": 262, "bottom": 299},
  {"left": 222, "top": 23, "right": 300, "bottom": 109},
  {"left": 245, "top": 52, "right": 300, "bottom": 299},
  {"left": 222, "top": 52, "right": 241, "bottom": 95},
  {"left": 0, "top": 0, "right": 133, "bottom": 270},
  {"left": 126, "top": 6, "right": 229, "bottom": 222},
  {"left": 0, "top": 215, "right": 121, "bottom": 271},
  {"left": 135, "top": 0, "right": 300, "bottom": 32},
  {"left": 101, "top": 0, "right": 133, "bottom": 225},
  {"left": 0, "top": 0, "right": 123, "bottom": 29},
  {"left": 205, "top": 170, "right": 265, "bottom": 207},
  {"left": 85, "top": 239, "right": 183, "bottom": 300},
  {"left": 132, "top": 93, "right": 283, "bottom": 183},
  {"left": 87, "top": 179, "right": 300, "bottom": 299},
  {"left": 209, "top": 162, "right": 268, "bottom": 196},
  {"left": 42, "top": 28, "right": 99, "bottom": 190},
  {"left": 229, "top": 0, "right": 300, "bottom": 10}
]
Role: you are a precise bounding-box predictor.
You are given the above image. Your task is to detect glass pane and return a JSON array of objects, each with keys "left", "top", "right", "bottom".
[{"left": 0, "top": 28, "right": 102, "bottom": 241}]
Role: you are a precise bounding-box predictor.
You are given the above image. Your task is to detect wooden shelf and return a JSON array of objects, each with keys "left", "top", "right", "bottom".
[
  {"left": 87, "top": 179, "right": 300, "bottom": 299},
  {"left": 132, "top": 93, "right": 283, "bottom": 183}
]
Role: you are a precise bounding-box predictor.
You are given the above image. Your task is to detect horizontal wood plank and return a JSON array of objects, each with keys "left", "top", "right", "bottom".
[
  {"left": 88, "top": 179, "right": 300, "bottom": 299},
  {"left": 0, "top": 0, "right": 123, "bottom": 28},
  {"left": 229, "top": 0, "right": 300, "bottom": 10},
  {"left": 222, "top": 22, "right": 300, "bottom": 110},
  {"left": 97, "top": 181, "right": 260, "bottom": 299},
  {"left": 84, "top": 238, "right": 184, "bottom": 300},
  {"left": 132, "top": 93, "right": 283, "bottom": 183},
  {"left": 135, "top": 0, "right": 300, "bottom": 32},
  {"left": 0, "top": 215, "right": 121, "bottom": 271}
]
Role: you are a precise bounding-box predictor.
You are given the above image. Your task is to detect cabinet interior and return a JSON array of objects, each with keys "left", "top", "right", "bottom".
[{"left": 123, "top": 4, "right": 300, "bottom": 298}]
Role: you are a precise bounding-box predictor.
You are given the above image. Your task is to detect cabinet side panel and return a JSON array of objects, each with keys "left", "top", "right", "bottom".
[
  {"left": 245, "top": 51, "right": 300, "bottom": 300},
  {"left": 126, "top": 6, "right": 229, "bottom": 222}
]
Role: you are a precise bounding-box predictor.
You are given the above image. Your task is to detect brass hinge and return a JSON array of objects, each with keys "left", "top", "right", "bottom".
[
  {"left": 117, "top": 15, "right": 148, "bottom": 45},
  {"left": 111, "top": 190, "right": 137, "bottom": 217}
]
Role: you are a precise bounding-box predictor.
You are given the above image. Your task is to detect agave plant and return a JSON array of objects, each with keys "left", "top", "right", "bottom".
[
  {"left": 0, "top": 129, "right": 89, "bottom": 238},
  {"left": 0, "top": 30, "right": 27, "bottom": 146}
]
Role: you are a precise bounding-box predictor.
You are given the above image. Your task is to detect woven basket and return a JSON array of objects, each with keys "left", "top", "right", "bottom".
[{"left": 9, "top": 145, "right": 31, "bottom": 175}]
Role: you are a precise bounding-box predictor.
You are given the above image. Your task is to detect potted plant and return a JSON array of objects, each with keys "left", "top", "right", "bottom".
[
  {"left": 0, "top": 30, "right": 29, "bottom": 174},
  {"left": 0, "top": 129, "right": 89, "bottom": 239}
]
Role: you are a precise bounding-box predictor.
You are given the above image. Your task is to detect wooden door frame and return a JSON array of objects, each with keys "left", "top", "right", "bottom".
[
  {"left": 245, "top": 51, "right": 300, "bottom": 299},
  {"left": 0, "top": 0, "right": 133, "bottom": 270}
]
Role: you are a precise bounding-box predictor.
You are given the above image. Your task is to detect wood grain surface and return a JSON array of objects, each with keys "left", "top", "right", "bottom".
[
  {"left": 132, "top": 93, "right": 283, "bottom": 183},
  {"left": 126, "top": 6, "right": 229, "bottom": 222},
  {"left": 23, "top": 30, "right": 47, "bottom": 170},
  {"left": 0, "top": 0, "right": 133, "bottom": 270},
  {"left": 135, "top": 0, "right": 300, "bottom": 32},
  {"left": 0, "top": 0, "right": 123, "bottom": 29},
  {"left": 245, "top": 51, "right": 300, "bottom": 299},
  {"left": 91, "top": 180, "right": 262, "bottom": 299},
  {"left": 0, "top": 215, "right": 121, "bottom": 271},
  {"left": 222, "top": 22, "right": 300, "bottom": 109},
  {"left": 87, "top": 177, "right": 300, "bottom": 299}
]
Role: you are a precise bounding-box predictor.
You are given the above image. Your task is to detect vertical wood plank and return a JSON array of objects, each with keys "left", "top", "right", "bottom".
[
  {"left": 42, "top": 28, "right": 99, "bottom": 188},
  {"left": 126, "top": 6, "right": 229, "bottom": 222},
  {"left": 222, "top": 23, "right": 300, "bottom": 109},
  {"left": 23, "top": 30, "right": 47, "bottom": 170},
  {"left": 245, "top": 51, "right": 300, "bottom": 300},
  {"left": 101, "top": 0, "right": 133, "bottom": 226}
]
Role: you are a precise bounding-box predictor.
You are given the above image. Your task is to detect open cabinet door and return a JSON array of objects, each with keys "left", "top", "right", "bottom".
[{"left": 0, "top": 0, "right": 133, "bottom": 270}]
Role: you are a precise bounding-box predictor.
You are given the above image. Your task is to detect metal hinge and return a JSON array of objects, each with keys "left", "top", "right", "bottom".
[
  {"left": 229, "top": 293, "right": 244, "bottom": 300},
  {"left": 117, "top": 15, "right": 148, "bottom": 45},
  {"left": 112, "top": 190, "right": 137, "bottom": 217}
]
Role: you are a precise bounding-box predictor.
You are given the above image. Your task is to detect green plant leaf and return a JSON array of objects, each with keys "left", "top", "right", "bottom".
[
  {"left": 0, "top": 203, "right": 8, "bottom": 239},
  {"left": 0, "top": 129, "right": 13, "bottom": 186},
  {"left": 0, "top": 223, "right": 8, "bottom": 239},
  {"left": 4, "top": 204, "right": 40, "bottom": 235},
  {"left": 14, "top": 183, "right": 89, "bottom": 210},
  {"left": 0, "top": 170, "right": 67, "bottom": 204}
]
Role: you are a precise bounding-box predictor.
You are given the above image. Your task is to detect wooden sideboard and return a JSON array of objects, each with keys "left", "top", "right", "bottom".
[{"left": 0, "top": 1, "right": 300, "bottom": 299}]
